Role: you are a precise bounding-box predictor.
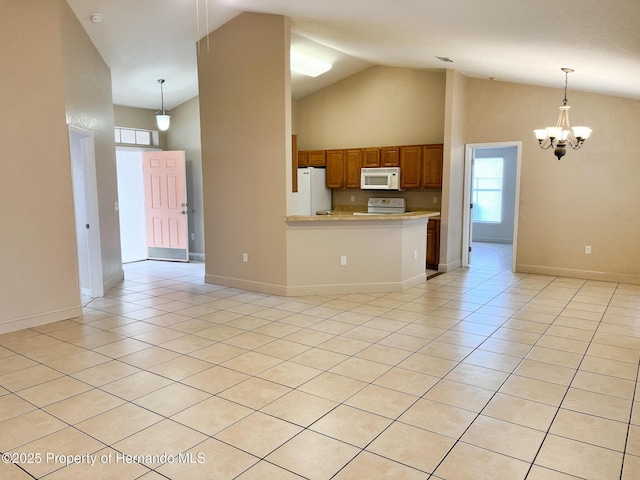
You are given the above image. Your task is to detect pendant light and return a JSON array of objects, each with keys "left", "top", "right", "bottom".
[
  {"left": 155, "top": 79, "right": 171, "bottom": 131},
  {"left": 533, "top": 68, "right": 592, "bottom": 160}
]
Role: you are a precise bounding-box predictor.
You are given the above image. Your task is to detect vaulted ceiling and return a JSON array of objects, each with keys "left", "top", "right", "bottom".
[{"left": 65, "top": 0, "right": 640, "bottom": 110}]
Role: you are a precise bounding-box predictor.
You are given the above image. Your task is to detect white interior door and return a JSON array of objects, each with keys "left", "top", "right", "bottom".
[
  {"left": 468, "top": 154, "right": 475, "bottom": 264},
  {"left": 69, "top": 126, "right": 104, "bottom": 297},
  {"left": 116, "top": 149, "right": 147, "bottom": 263},
  {"left": 462, "top": 148, "right": 474, "bottom": 267}
]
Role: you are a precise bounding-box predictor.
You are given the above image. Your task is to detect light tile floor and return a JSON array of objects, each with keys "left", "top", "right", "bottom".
[{"left": 1, "top": 243, "right": 640, "bottom": 479}]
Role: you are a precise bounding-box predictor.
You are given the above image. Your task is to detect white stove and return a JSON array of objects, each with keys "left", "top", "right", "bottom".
[{"left": 353, "top": 197, "right": 407, "bottom": 215}]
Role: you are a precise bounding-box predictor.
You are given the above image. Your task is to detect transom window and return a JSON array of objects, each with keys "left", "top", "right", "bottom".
[{"left": 115, "top": 127, "right": 159, "bottom": 146}]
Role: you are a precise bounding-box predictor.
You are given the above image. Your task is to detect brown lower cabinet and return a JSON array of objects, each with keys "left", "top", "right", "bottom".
[{"left": 426, "top": 218, "right": 440, "bottom": 269}]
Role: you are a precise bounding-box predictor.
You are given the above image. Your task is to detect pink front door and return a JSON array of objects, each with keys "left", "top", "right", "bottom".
[{"left": 143, "top": 151, "right": 188, "bottom": 262}]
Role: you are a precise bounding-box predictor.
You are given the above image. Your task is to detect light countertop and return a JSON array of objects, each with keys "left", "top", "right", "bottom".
[{"left": 285, "top": 210, "right": 441, "bottom": 222}]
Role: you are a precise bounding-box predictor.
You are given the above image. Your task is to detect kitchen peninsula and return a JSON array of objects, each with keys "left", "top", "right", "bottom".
[{"left": 285, "top": 210, "right": 440, "bottom": 296}]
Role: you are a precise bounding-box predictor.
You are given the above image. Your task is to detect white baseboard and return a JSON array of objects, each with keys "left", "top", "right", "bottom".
[
  {"left": 0, "top": 306, "right": 83, "bottom": 335},
  {"left": 103, "top": 269, "right": 125, "bottom": 295},
  {"left": 516, "top": 264, "right": 640, "bottom": 285},
  {"left": 472, "top": 237, "right": 513, "bottom": 244},
  {"left": 205, "top": 273, "right": 426, "bottom": 297},
  {"left": 205, "top": 274, "right": 287, "bottom": 296},
  {"left": 438, "top": 258, "right": 462, "bottom": 273},
  {"left": 190, "top": 252, "right": 205, "bottom": 262}
]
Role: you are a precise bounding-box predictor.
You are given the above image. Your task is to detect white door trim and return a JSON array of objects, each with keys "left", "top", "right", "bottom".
[
  {"left": 463, "top": 141, "right": 522, "bottom": 272},
  {"left": 69, "top": 125, "right": 104, "bottom": 297}
]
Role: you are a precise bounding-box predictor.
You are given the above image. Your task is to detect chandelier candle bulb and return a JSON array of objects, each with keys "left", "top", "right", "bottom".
[{"left": 572, "top": 126, "right": 592, "bottom": 140}]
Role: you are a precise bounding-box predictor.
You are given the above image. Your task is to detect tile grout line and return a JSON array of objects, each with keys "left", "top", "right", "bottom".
[
  {"left": 618, "top": 332, "right": 640, "bottom": 480},
  {"left": 522, "top": 280, "right": 620, "bottom": 480},
  {"left": 4, "top": 251, "right": 640, "bottom": 478}
]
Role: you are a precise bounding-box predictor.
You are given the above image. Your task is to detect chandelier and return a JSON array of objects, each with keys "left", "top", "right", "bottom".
[
  {"left": 155, "top": 79, "right": 171, "bottom": 131},
  {"left": 533, "top": 68, "right": 592, "bottom": 160}
]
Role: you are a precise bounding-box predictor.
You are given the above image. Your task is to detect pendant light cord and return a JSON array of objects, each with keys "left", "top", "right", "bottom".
[
  {"left": 195, "top": 0, "right": 210, "bottom": 54},
  {"left": 158, "top": 79, "right": 166, "bottom": 114}
]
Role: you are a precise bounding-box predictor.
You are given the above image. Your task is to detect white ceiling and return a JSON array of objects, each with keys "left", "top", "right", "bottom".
[{"left": 65, "top": 0, "right": 640, "bottom": 111}]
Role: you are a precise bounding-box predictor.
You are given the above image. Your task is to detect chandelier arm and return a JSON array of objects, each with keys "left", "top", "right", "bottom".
[{"left": 537, "top": 140, "right": 554, "bottom": 150}]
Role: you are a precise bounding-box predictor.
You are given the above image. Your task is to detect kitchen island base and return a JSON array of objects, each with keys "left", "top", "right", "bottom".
[{"left": 285, "top": 213, "right": 434, "bottom": 296}]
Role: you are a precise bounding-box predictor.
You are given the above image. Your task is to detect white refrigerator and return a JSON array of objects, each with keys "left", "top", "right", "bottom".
[{"left": 292, "top": 167, "right": 332, "bottom": 215}]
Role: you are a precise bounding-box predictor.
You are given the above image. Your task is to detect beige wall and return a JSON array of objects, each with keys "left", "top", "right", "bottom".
[
  {"left": 0, "top": 0, "right": 119, "bottom": 332},
  {"left": 295, "top": 66, "right": 445, "bottom": 149},
  {"left": 440, "top": 69, "right": 467, "bottom": 271},
  {"left": 465, "top": 78, "right": 640, "bottom": 282},
  {"left": 61, "top": 1, "right": 122, "bottom": 290},
  {"left": 199, "top": 12, "right": 291, "bottom": 293},
  {"left": 0, "top": 0, "right": 78, "bottom": 331},
  {"left": 166, "top": 97, "right": 205, "bottom": 258}
]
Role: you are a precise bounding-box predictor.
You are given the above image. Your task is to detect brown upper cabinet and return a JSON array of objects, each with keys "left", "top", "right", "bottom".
[
  {"left": 297, "top": 142, "right": 443, "bottom": 190},
  {"left": 400, "top": 144, "right": 444, "bottom": 189},
  {"left": 325, "top": 149, "right": 345, "bottom": 188},
  {"left": 422, "top": 144, "right": 444, "bottom": 188},
  {"left": 344, "top": 149, "right": 363, "bottom": 188},
  {"left": 362, "top": 147, "right": 381, "bottom": 167},
  {"left": 307, "top": 150, "right": 326, "bottom": 167},
  {"left": 399, "top": 145, "right": 423, "bottom": 189},
  {"left": 326, "top": 149, "right": 362, "bottom": 188},
  {"left": 381, "top": 146, "right": 400, "bottom": 167},
  {"left": 297, "top": 150, "right": 307, "bottom": 167},
  {"left": 298, "top": 150, "right": 326, "bottom": 167}
]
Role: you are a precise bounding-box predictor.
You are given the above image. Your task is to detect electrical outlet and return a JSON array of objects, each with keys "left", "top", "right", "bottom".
[
  {"left": 340, "top": 255, "right": 347, "bottom": 266},
  {"left": 414, "top": 250, "right": 418, "bottom": 259},
  {"left": 242, "top": 253, "right": 248, "bottom": 262},
  {"left": 432, "top": 196, "right": 438, "bottom": 204},
  {"left": 350, "top": 195, "right": 355, "bottom": 203},
  {"left": 585, "top": 246, "right": 591, "bottom": 255},
  {"left": 191, "top": 233, "right": 195, "bottom": 241}
]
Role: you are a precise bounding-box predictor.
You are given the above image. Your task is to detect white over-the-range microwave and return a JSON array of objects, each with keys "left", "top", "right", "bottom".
[{"left": 360, "top": 167, "right": 401, "bottom": 190}]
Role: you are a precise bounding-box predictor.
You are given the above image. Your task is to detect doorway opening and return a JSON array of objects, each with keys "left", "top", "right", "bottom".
[
  {"left": 69, "top": 126, "right": 104, "bottom": 299},
  {"left": 462, "top": 142, "right": 521, "bottom": 271},
  {"left": 116, "top": 148, "right": 189, "bottom": 264}
]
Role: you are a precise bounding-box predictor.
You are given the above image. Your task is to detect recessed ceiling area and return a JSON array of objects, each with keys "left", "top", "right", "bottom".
[{"left": 65, "top": 0, "right": 640, "bottom": 110}]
